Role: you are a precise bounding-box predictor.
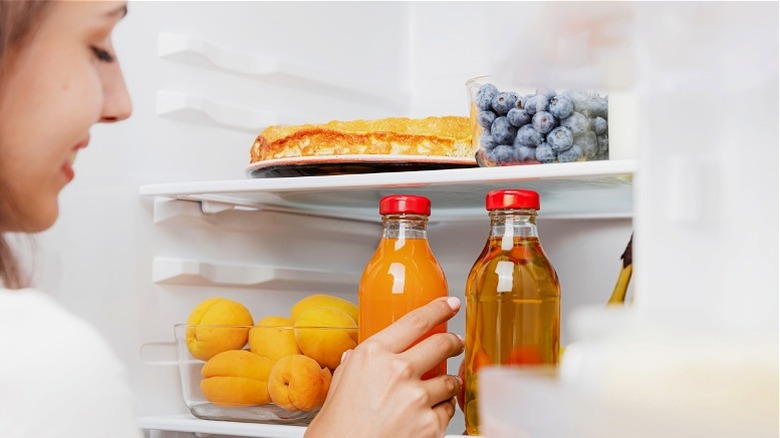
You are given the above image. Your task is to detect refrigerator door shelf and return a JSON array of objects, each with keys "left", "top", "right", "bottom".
[{"left": 140, "top": 159, "right": 637, "bottom": 222}]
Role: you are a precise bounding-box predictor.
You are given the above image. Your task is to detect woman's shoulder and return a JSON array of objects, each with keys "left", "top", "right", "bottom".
[
  {"left": 0, "top": 288, "right": 141, "bottom": 438},
  {"left": 0, "top": 287, "right": 120, "bottom": 365}
]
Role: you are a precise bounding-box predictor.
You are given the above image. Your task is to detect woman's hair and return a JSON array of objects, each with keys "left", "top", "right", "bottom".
[{"left": 0, "top": 0, "right": 52, "bottom": 288}]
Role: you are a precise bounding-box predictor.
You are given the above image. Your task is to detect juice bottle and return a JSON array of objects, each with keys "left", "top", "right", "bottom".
[
  {"left": 358, "top": 194, "right": 448, "bottom": 379},
  {"left": 463, "top": 189, "right": 561, "bottom": 435}
]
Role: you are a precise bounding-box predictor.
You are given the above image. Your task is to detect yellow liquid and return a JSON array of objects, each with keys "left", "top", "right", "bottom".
[{"left": 464, "top": 236, "right": 560, "bottom": 435}]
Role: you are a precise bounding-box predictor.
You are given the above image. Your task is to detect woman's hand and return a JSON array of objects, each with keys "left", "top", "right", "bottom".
[{"left": 305, "top": 296, "right": 464, "bottom": 438}]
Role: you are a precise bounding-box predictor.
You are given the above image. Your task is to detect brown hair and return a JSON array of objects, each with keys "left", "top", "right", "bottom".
[{"left": 0, "top": 0, "right": 52, "bottom": 288}]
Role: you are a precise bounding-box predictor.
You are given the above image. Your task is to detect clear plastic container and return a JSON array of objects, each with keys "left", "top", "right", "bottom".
[
  {"left": 466, "top": 75, "right": 611, "bottom": 167},
  {"left": 175, "top": 323, "right": 356, "bottom": 425}
]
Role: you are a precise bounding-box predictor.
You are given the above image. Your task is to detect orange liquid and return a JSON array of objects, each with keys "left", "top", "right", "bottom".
[
  {"left": 464, "top": 236, "right": 560, "bottom": 435},
  {"left": 358, "top": 237, "right": 448, "bottom": 379}
]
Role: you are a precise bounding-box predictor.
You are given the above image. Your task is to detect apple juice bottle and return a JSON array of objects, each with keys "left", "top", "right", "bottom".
[{"left": 463, "top": 189, "right": 561, "bottom": 435}]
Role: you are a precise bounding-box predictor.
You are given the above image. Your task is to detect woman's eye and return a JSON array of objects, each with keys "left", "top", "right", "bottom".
[{"left": 91, "top": 46, "right": 115, "bottom": 63}]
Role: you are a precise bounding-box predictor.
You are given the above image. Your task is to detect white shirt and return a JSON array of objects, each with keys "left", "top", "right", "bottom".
[{"left": 0, "top": 288, "right": 142, "bottom": 438}]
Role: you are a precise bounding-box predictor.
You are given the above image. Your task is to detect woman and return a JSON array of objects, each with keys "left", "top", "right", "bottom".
[{"left": 0, "top": 2, "right": 463, "bottom": 437}]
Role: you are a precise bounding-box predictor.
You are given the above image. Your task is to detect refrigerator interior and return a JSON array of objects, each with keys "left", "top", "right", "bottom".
[{"left": 29, "top": 2, "right": 776, "bottom": 437}]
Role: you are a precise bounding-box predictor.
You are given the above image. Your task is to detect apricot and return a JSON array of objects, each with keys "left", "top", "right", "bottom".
[
  {"left": 268, "top": 354, "right": 332, "bottom": 412},
  {"left": 294, "top": 307, "right": 357, "bottom": 370},
  {"left": 290, "top": 294, "right": 358, "bottom": 324},
  {"left": 186, "top": 297, "right": 254, "bottom": 361},
  {"left": 248, "top": 316, "right": 301, "bottom": 362},
  {"left": 200, "top": 350, "right": 273, "bottom": 406}
]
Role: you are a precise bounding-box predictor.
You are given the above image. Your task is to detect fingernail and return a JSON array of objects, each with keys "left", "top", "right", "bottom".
[
  {"left": 340, "top": 350, "right": 349, "bottom": 363},
  {"left": 446, "top": 296, "right": 461, "bottom": 311},
  {"left": 456, "top": 334, "right": 464, "bottom": 344},
  {"left": 455, "top": 374, "right": 463, "bottom": 386}
]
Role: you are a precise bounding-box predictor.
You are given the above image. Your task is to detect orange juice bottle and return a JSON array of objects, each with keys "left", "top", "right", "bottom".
[
  {"left": 463, "top": 189, "right": 561, "bottom": 435},
  {"left": 358, "top": 194, "right": 448, "bottom": 379}
]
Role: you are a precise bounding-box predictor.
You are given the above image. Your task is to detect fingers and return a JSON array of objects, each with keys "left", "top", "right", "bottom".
[
  {"left": 431, "top": 397, "right": 457, "bottom": 434},
  {"left": 400, "top": 332, "right": 464, "bottom": 377},
  {"left": 367, "top": 296, "right": 461, "bottom": 353},
  {"left": 326, "top": 349, "right": 352, "bottom": 395},
  {"left": 421, "top": 374, "right": 461, "bottom": 407}
]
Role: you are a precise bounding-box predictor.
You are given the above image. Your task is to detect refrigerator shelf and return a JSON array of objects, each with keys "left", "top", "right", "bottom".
[
  {"left": 140, "top": 160, "right": 636, "bottom": 221},
  {"left": 138, "top": 414, "right": 305, "bottom": 438},
  {"left": 137, "top": 414, "right": 471, "bottom": 438}
]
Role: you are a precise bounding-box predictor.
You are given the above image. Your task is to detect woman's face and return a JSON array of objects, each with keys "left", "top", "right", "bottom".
[{"left": 0, "top": 1, "right": 132, "bottom": 232}]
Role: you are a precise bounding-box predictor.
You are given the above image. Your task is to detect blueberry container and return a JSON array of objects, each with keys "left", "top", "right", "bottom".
[{"left": 466, "top": 75, "right": 610, "bottom": 167}]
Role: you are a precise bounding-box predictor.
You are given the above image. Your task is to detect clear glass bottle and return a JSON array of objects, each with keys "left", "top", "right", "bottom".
[
  {"left": 358, "top": 194, "right": 448, "bottom": 379},
  {"left": 463, "top": 189, "right": 561, "bottom": 435}
]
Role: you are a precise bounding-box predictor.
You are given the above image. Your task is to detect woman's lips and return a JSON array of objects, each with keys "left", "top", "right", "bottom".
[
  {"left": 63, "top": 137, "right": 88, "bottom": 182},
  {"left": 62, "top": 162, "right": 75, "bottom": 181}
]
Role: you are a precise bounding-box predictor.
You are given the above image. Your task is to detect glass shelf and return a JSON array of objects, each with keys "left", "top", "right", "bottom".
[
  {"left": 137, "top": 414, "right": 471, "bottom": 437},
  {"left": 139, "top": 160, "right": 636, "bottom": 221}
]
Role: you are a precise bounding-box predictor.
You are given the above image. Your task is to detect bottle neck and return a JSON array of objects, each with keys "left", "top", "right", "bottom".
[
  {"left": 381, "top": 214, "right": 429, "bottom": 239},
  {"left": 488, "top": 209, "right": 539, "bottom": 240}
]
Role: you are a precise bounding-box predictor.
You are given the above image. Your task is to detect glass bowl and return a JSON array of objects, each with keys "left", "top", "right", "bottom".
[
  {"left": 466, "top": 75, "right": 610, "bottom": 167},
  {"left": 175, "top": 323, "right": 357, "bottom": 425}
]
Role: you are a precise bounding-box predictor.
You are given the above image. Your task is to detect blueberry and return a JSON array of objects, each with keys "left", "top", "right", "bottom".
[
  {"left": 508, "top": 92, "right": 522, "bottom": 109},
  {"left": 487, "top": 145, "right": 516, "bottom": 165},
  {"left": 478, "top": 110, "right": 497, "bottom": 128},
  {"left": 515, "top": 124, "right": 543, "bottom": 147},
  {"left": 507, "top": 108, "right": 531, "bottom": 127},
  {"left": 548, "top": 95, "right": 574, "bottom": 119},
  {"left": 491, "top": 92, "right": 518, "bottom": 116},
  {"left": 547, "top": 126, "right": 574, "bottom": 152},
  {"left": 491, "top": 116, "right": 517, "bottom": 145},
  {"left": 532, "top": 110, "right": 556, "bottom": 134},
  {"left": 590, "top": 116, "right": 608, "bottom": 135},
  {"left": 480, "top": 130, "right": 497, "bottom": 151},
  {"left": 564, "top": 91, "right": 589, "bottom": 113},
  {"left": 535, "top": 143, "right": 557, "bottom": 163},
  {"left": 476, "top": 83, "right": 499, "bottom": 111},
  {"left": 515, "top": 145, "right": 538, "bottom": 162},
  {"left": 516, "top": 94, "right": 528, "bottom": 109},
  {"left": 574, "top": 131, "right": 598, "bottom": 159},
  {"left": 588, "top": 96, "right": 608, "bottom": 118},
  {"left": 535, "top": 87, "right": 556, "bottom": 99},
  {"left": 524, "top": 94, "right": 549, "bottom": 115},
  {"left": 597, "top": 134, "right": 609, "bottom": 158},
  {"left": 557, "top": 144, "right": 584, "bottom": 163},
  {"left": 560, "top": 112, "right": 589, "bottom": 135}
]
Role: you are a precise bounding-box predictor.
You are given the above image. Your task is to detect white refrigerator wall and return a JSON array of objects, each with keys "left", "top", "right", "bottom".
[{"left": 42, "top": 1, "right": 780, "bottom": 436}]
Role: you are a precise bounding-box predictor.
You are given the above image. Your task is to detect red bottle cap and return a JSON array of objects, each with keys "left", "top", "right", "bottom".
[
  {"left": 379, "top": 195, "right": 431, "bottom": 216},
  {"left": 485, "top": 189, "right": 540, "bottom": 211}
]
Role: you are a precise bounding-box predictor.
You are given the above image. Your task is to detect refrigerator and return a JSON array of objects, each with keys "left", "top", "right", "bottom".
[{"left": 32, "top": 2, "right": 777, "bottom": 437}]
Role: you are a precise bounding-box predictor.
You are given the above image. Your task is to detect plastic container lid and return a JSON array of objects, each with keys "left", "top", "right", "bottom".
[
  {"left": 379, "top": 195, "right": 431, "bottom": 216},
  {"left": 486, "top": 189, "right": 540, "bottom": 211}
]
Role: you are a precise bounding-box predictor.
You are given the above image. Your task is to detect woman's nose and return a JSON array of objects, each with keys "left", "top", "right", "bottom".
[{"left": 100, "top": 62, "right": 132, "bottom": 123}]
